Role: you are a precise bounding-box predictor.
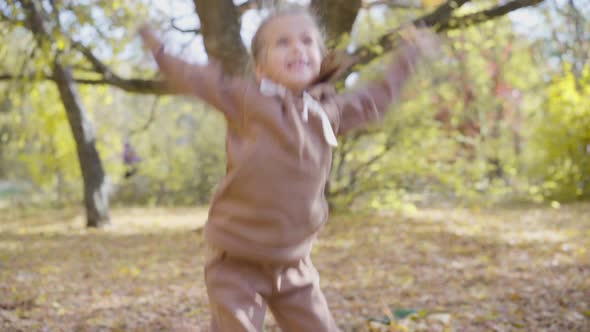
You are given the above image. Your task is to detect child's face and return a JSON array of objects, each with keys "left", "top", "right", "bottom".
[{"left": 255, "top": 14, "right": 322, "bottom": 92}]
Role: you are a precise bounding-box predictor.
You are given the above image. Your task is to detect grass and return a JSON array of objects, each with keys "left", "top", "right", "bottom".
[{"left": 1, "top": 203, "right": 589, "bottom": 331}]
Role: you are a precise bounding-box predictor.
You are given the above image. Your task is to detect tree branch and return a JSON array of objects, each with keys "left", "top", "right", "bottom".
[
  {"left": 0, "top": 73, "right": 45, "bottom": 81},
  {"left": 329, "top": 0, "right": 545, "bottom": 81},
  {"left": 0, "top": 71, "right": 168, "bottom": 95},
  {"left": 169, "top": 17, "right": 200, "bottom": 34},
  {"left": 363, "top": 0, "right": 422, "bottom": 9},
  {"left": 77, "top": 77, "right": 168, "bottom": 95},
  {"left": 320, "top": 0, "right": 469, "bottom": 82},
  {"left": 436, "top": 0, "right": 546, "bottom": 31},
  {"left": 129, "top": 96, "right": 160, "bottom": 136},
  {"left": 71, "top": 42, "right": 111, "bottom": 76}
]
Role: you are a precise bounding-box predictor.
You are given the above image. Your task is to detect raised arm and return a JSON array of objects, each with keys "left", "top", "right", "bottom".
[
  {"left": 335, "top": 28, "right": 439, "bottom": 135},
  {"left": 139, "top": 25, "right": 247, "bottom": 122}
]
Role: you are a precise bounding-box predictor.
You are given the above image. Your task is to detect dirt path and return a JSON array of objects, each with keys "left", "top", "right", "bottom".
[{"left": 1, "top": 204, "right": 588, "bottom": 331}]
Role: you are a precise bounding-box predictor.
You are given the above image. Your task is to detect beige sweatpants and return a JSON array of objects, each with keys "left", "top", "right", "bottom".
[{"left": 204, "top": 245, "right": 340, "bottom": 332}]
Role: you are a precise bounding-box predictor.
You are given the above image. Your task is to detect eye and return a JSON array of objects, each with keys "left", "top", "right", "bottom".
[
  {"left": 276, "top": 37, "right": 289, "bottom": 47},
  {"left": 302, "top": 35, "right": 313, "bottom": 46}
]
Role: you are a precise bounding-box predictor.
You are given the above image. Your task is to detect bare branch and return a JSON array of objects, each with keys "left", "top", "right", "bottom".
[
  {"left": 170, "top": 16, "right": 200, "bottom": 34},
  {"left": 0, "top": 73, "right": 46, "bottom": 81},
  {"left": 71, "top": 42, "right": 109, "bottom": 74},
  {"left": 129, "top": 96, "right": 160, "bottom": 136},
  {"left": 0, "top": 71, "right": 169, "bottom": 95},
  {"left": 435, "top": 0, "right": 546, "bottom": 30},
  {"left": 76, "top": 77, "right": 169, "bottom": 95},
  {"left": 418, "top": 0, "right": 471, "bottom": 27},
  {"left": 363, "top": 0, "right": 422, "bottom": 9}
]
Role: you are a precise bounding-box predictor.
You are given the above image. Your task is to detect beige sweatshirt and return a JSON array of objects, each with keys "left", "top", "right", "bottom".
[{"left": 152, "top": 49, "right": 410, "bottom": 263}]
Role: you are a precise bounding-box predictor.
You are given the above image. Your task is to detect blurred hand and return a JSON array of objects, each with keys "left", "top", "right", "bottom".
[
  {"left": 399, "top": 26, "right": 441, "bottom": 71},
  {"left": 138, "top": 24, "right": 161, "bottom": 53}
]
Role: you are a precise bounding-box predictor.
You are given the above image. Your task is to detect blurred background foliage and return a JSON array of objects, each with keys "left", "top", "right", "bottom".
[{"left": 0, "top": 0, "right": 588, "bottom": 214}]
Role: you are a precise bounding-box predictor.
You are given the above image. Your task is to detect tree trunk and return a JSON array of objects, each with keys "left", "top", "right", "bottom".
[
  {"left": 53, "top": 63, "right": 110, "bottom": 227},
  {"left": 21, "top": 0, "right": 110, "bottom": 227},
  {"left": 193, "top": 0, "right": 249, "bottom": 75},
  {"left": 311, "top": 0, "right": 362, "bottom": 44}
]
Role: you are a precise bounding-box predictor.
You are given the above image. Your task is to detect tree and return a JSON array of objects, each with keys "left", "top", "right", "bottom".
[{"left": 13, "top": 0, "right": 110, "bottom": 226}]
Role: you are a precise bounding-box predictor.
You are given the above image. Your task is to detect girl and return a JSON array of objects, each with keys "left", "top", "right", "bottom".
[{"left": 140, "top": 5, "right": 437, "bottom": 332}]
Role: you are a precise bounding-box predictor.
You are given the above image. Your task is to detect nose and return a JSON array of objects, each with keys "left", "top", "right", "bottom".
[{"left": 292, "top": 41, "right": 305, "bottom": 54}]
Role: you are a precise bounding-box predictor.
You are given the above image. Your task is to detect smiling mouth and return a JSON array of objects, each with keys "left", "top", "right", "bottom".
[{"left": 287, "top": 60, "right": 310, "bottom": 71}]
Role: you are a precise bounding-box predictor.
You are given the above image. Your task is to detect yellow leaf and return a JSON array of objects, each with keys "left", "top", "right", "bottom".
[
  {"left": 57, "top": 39, "right": 65, "bottom": 50},
  {"left": 423, "top": 0, "right": 446, "bottom": 9},
  {"left": 509, "top": 293, "right": 521, "bottom": 301},
  {"left": 36, "top": 295, "right": 47, "bottom": 305}
]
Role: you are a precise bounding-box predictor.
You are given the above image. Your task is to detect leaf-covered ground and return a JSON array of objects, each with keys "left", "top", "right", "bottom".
[{"left": 1, "top": 204, "right": 589, "bottom": 331}]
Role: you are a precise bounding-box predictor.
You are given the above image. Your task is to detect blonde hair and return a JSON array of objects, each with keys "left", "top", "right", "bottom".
[{"left": 250, "top": 4, "right": 326, "bottom": 67}]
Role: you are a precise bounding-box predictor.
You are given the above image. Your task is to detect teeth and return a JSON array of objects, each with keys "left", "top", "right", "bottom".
[
  {"left": 289, "top": 62, "right": 307, "bottom": 67},
  {"left": 287, "top": 60, "right": 310, "bottom": 72}
]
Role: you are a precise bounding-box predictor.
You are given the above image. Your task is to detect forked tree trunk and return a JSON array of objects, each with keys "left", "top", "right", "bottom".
[
  {"left": 193, "top": 0, "right": 250, "bottom": 75},
  {"left": 53, "top": 63, "right": 110, "bottom": 227},
  {"left": 311, "top": 0, "right": 362, "bottom": 44}
]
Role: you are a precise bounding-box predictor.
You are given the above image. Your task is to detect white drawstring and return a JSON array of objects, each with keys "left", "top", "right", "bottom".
[
  {"left": 260, "top": 79, "right": 338, "bottom": 147},
  {"left": 302, "top": 92, "right": 338, "bottom": 147}
]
